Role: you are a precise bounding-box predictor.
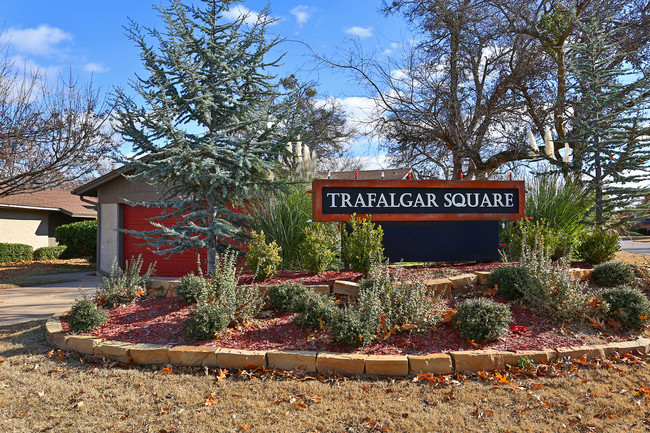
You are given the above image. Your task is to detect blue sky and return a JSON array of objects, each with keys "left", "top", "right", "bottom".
[{"left": 1, "top": 1, "right": 413, "bottom": 168}]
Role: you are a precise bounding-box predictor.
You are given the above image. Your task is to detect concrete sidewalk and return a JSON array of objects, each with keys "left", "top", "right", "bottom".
[{"left": 0, "top": 271, "right": 102, "bottom": 326}]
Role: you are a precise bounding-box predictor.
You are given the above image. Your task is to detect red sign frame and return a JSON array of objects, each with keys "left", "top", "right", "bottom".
[{"left": 312, "top": 179, "right": 525, "bottom": 222}]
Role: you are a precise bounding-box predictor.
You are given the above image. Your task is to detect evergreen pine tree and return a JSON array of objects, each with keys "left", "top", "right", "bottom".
[
  {"left": 563, "top": 19, "right": 650, "bottom": 225},
  {"left": 114, "top": 0, "right": 297, "bottom": 272}
]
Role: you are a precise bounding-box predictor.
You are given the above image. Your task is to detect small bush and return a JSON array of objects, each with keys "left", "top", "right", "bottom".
[
  {"left": 55, "top": 220, "right": 97, "bottom": 262},
  {"left": 330, "top": 306, "right": 378, "bottom": 346},
  {"left": 205, "top": 249, "right": 239, "bottom": 303},
  {"left": 342, "top": 215, "right": 384, "bottom": 275},
  {"left": 574, "top": 228, "right": 620, "bottom": 265},
  {"left": 67, "top": 297, "right": 109, "bottom": 333},
  {"left": 96, "top": 256, "right": 156, "bottom": 308},
  {"left": 592, "top": 261, "right": 636, "bottom": 287},
  {"left": 291, "top": 290, "right": 337, "bottom": 329},
  {"left": 489, "top": 265, "right": 529, "bottom": 299},
  {"left": 518, "top": 238, "right": 589, "bottom": 322},
  {"left": 184, "top": 304, "right": 232, "bottom": 341},
  {"left": 299, "top": 223, "right": 338, "bottom": 274},
  {"left": 600, "top": 286, "right": 650, "bottom": 329},
  {"left": 245, "top": 230, "right": 282, "bottom": 280},
  {"left": 0, "top": 243, "right": 34, "bottom": 263},
  {"left": 267, "top": 282, "right": 308, "bottom": 311},
  {"left": 331, "top": 264, "right": 443, "bottom": 346},
  {"left": 176, "top": 273, "right": 209, "bottom": 304},
  {"left": 33, "top": 246, "right": 67, "bottom": 261},
  {"left": 225, "top": 284, "right": 266, "bottom": 325},
  {"left": 501, "top": 219, "right": 573, "bottom": 261},
  {"left": 455, "top": 298, "right": 512, "bottom": 342}
]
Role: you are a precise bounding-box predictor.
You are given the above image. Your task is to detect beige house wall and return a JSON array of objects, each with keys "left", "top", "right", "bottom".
[
  {"left": 0, "top": 209, "right": 50, "bottom": 249},
  {"left": 98, "top": 203, "right": 121, "bottom": 275}
]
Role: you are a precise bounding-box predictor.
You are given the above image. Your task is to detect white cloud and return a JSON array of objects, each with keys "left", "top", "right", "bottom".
[
  {"left": 223, "top": 4, "right": 271, "bottom": 25},
  {"left": 290, "top": 5, "right": 311, "bottom": 25},
  {"left": 383, "top": 42, "right": 401, "bottom": 56},
  {"left": 7, "top": 25, "right": 72, "bottom": 56},
  {"left": 83, "top": 62, "right": 109, "bottom": 74},
  {"left": 344, "top": 26, "right": 373, "bottom": 39}
]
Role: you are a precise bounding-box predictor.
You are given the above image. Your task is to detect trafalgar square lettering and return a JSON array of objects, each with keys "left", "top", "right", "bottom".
[
  {"left": 311, "top": 179, "right": 525, "bottom": 262},
  {"left": 312, "top": 180, "right": 525, "bottom": 222}
]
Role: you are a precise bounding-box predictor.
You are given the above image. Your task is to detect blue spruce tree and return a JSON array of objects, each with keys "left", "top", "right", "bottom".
[{"left": 114, "top": 0, "right": 298, "bottom": 272}]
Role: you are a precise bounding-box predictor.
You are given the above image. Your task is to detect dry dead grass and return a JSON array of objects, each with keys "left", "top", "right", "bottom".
[
  {"left": 2, "top": 321, "right": 650, "bottom": 432},
  {"left": 0, "top": 259, "right": 93, "bottom": 289}
]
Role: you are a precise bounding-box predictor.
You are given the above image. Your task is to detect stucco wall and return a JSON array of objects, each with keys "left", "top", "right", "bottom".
[
  {"left": 0, "top": 209, "right": 50, "bottom": 249},
  {"left": 98, "top": 203, "right": 121, "bottom": 275},
  {"left": 98, "top": 175, "right": 162, "bottom": 204}
]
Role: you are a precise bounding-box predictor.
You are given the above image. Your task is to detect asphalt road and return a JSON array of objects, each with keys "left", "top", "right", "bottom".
[
  {"left": 620, "top": 239, "right": 650, "bottom": 256},
  {"left": 0, "top": 272, "right": 101, "bottom": 326}
]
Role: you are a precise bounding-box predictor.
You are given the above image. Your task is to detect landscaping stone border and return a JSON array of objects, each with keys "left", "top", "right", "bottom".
[
  {"left": 47, "top": 307, "right": 650, "bottom": 377},
  {"left": 53, "top": 267, "right": 641, "bottom": 377}
]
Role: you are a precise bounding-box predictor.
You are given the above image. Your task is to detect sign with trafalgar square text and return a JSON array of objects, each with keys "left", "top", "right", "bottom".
[{"left": 312, "top": 179, "right": 525, "bottom": 222}]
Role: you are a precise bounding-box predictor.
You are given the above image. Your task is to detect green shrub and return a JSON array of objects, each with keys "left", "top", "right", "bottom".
[
  {"left": 330, "top": 306, "right": 378, "bottom": 346},
  {"left": 246, "top": 180, "right": 312, "bottom": 269},
  {"left": 176, "top": 273, "right": 209, "bottom": 304},
  {"left": 342, "top": 215, "right": 384, "bottom": 275},
  {"left": 574, "top": 228, "right": 620, "bottom": 265},
  {"left": 67, "top": 297, "right": 109, "bottom": 333},
  {"left": 489, "top": 265, "right": 529, "bottom": 300},
  {"left": 55, "top": 220, "right": 97, "bottom": 261},
  {"left": 184, "top": 304, "right": 232, "bottom": 340},
  {"left": 299, "top": 223, "right": 338, "bottom": 274},
  {"left": 291, "top": 290, "right": 337, "bottom": 329},
  {"left": 205, "top": 249, "right": 239, "bottom": 302},
  {"left": 518, "top": 239, "right": 589, "bottom": 322},
  {"left": 0, "top": 243, "right": 34, "bottom": 263},
  {"left": 33, "top": 246, "right": 67, "bottom": 261},
  {"left": 455, "top": 297, "right": 512, "bottom": 342},
  {"left": 267, "top": 282, "right": 308, "bottom": 311},
  {"left": 331, "top": 264, "right": 443, "bottom": 346},
  {"left": 222, "top": 284, "right": 266, "bottom": 325},
  {"left": 245, "top": 230, "right": 282, "bottom": 280},
  {"left": 600, "top": 286, "right": 650, "bottom": 329},
  {"left": 592, "top": 261, "right": 636, "bottom": 287},
  {"left": 96, "top": 256, "right": 156, "bottom": 308},
  {"left": 501, "top": 219, "right": 573, "bottom": 261}
]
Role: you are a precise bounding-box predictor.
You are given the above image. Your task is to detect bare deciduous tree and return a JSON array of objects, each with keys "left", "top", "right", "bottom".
[{"left": 0, "top": 41, "right": 116, "bottom": 197}]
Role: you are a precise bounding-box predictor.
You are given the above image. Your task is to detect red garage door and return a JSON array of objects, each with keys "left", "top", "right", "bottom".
[{"left": 122, "top": 205, "right": 207, "bottom": 277}]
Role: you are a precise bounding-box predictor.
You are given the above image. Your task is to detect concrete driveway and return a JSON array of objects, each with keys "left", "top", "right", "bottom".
[{"left": 0, "top": 272, "right": 102, "bottom": 326}]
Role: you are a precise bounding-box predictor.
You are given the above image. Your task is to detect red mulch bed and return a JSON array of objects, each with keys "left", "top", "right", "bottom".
[{"left": 61, "top": 261, "right": 638, "bottom": 356}]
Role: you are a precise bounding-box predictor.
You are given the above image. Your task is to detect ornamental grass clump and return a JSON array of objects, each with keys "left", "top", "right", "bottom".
[
  {"left": 246, "top": 230, "right": 282, "bottom": 280},
  {"left": 455, "top": 297, "right": 512, "bottom": 342},
  {"left": 96, "top": 256, "right": 156, "bottom": 308},
  {"left": 600, "top": 286, "right": 650, "bottom": 329},
  {"left": 299, "top": 223, "right": 338, "bottom": 274},
  {"left": 342, "top": 214, "right": 384, "bottom": 276},
  {"left": 246, "top": 181, "right": 312, "bottom": 269},
  {"left": 67, "top": 296, "right": 109, "bottom": 333},
  {"left": 592, "top": 261, "right": 636, "bottom": 287}
]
